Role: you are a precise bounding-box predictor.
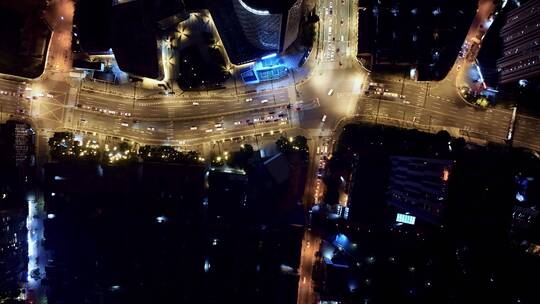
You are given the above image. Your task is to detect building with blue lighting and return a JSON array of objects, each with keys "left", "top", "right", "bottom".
[{"left": 241, "top": 53, "right": 290, "bottom": 84}]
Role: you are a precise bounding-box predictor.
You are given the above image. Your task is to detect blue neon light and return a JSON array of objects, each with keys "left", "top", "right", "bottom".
[{"left": 261, "top": 53, "right": 277, "bottom": 60}]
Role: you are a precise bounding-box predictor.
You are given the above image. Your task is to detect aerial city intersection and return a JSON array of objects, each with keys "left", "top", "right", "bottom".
[
  {"left": 2, "top": 0, "right": 540, "bottom": 303},
  {"left": 1, "top": 0, "right": 539, "bottom": 164}
]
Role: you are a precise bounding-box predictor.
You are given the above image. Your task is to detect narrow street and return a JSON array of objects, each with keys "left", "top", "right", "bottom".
[{"left": 26, "top": 191, "right": 48, "bottom": 304}]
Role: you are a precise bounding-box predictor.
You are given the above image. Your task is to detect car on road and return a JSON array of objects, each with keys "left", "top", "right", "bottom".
[
  {"left": 214, "top": 123, "right": 223, "bottom": 128},
  {"left": 234, "top": 121, "right": 241, "bottom": 125},
  {"left": 245, "top": 98, "right": 253, "bottom": 102},
  {"left": 190, "top": 126, "right": 198, "bottom": 130},
  {"left": 192, "top": 102, "right": 199, "bottom": 106},
  {"left": 261, "top": 99, "right": 268, "bottom": 104},
  {"left": 322, "top": 114, "right": 327, "bottom": 122},
  {"left": 120, "top": 122, "right": 129, "bottom": 127},
  {"left": 147, "top": 127, "right": 155, "bottom": 131},
  {"left": 327, "top": 89, "right": 334, "bottom": 96},
  {"left": 205, "top": 129, "right": 213, "bottom": 133}
]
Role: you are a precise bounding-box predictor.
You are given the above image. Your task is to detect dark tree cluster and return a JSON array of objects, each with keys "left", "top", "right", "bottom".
[{"left": 138, "top": 145, "right": 200, "bottom": 164}]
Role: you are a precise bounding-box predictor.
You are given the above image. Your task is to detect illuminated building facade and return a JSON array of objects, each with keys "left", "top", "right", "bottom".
[
  {"left": 497, "top": 0, "right": 540, "bottom": 84},
  {"left": 232, "top": 0, "right": 303, "bottom": 53}
]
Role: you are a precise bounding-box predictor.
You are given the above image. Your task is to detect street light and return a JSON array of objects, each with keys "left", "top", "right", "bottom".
[{"left": 225, "top": 65, "right": 238, "bottom": 96}]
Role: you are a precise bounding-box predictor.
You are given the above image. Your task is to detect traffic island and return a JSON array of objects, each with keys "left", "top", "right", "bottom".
[{"left": 456, "top": 63, "right": 494, "bottom": 109}]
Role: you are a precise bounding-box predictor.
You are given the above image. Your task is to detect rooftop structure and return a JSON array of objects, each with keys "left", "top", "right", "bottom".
[
  {"left": 358, "top": 0, "right": 475, "bottom": 80},
  {"left": 233, "top": 0, "right": 302, "bottom": 53},
  {"left": 387, "top": 156, "right": 452, "bottom": 224},
  {"left": 74, "top": 0, "right": 187, "bottom": 79}
]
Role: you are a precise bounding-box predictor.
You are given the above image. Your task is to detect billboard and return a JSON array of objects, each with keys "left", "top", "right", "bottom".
[{"left": 396, "top": 213, "right": 416, "bottom": 225}]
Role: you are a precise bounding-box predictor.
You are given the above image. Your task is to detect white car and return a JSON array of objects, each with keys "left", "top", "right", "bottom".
[
  {"left": 147, "top": 127, "right": 155, "bottom": 131},
  {"left": 190, "top": 126, "right": 198, "bottom": 130},
  {"left": 245, "top": 98, "right": 253, "bottom": 102},
  {"left": 205, "top": 129, "right": 213, "bottom": 133},
  {"left": 261, "top": 99, "right": 268, "bottom": 104},
  {"left": 234, "top": 121, "right": 242, "bottom": 125},
  {"left": 120, "top": 122, "right": 129, "bottom": 127},
  {"left": 214, "top": 123, "right": 223, "bottom": 128},
  {"left": 327, "top": 89, "right": 334, "bottom": 96},
  {"left": 192, "top": 102, "right": 199, "bottom": 106},
  {"left": 322, "top": 114, "right": 327, "bottom": 122}
]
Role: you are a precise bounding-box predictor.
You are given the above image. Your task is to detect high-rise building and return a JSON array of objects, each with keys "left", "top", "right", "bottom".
[
  {"left": 497, "top": 0, "right": 540, "bottom": 84},
  {"left": 232, "top": 0, "right": 303, "bottom": 53},
  {"left": 387, "top": 156, "right": 453, "bottom": 224},
  {"left": 0, "top": 122, "right": 30, "bottom": 301}
]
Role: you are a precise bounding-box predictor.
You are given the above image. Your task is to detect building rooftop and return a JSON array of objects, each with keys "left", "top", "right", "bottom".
[{"left": 241, "top": 0, "right": 299, "bottom": 13}]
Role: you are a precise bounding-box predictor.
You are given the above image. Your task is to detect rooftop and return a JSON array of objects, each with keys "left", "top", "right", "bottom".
[{"left": 241, "top": 0, "right": 299, "bottom": 13}]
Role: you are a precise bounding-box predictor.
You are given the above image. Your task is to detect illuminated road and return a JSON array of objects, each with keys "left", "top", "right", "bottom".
[
  {"left": 0, "top": 0, "right": 539, "bottom": 152},
  {"left": 297, "top": 229, "right": 321, "bottom": 304}
]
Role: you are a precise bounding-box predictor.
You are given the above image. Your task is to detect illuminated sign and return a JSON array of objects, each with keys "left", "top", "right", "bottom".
[
  {"left": 442, "top": 168, "right": 449, "bottom": 182},
  {"left": 396, "top": 213, "right": 416, "bottom": 225}
]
